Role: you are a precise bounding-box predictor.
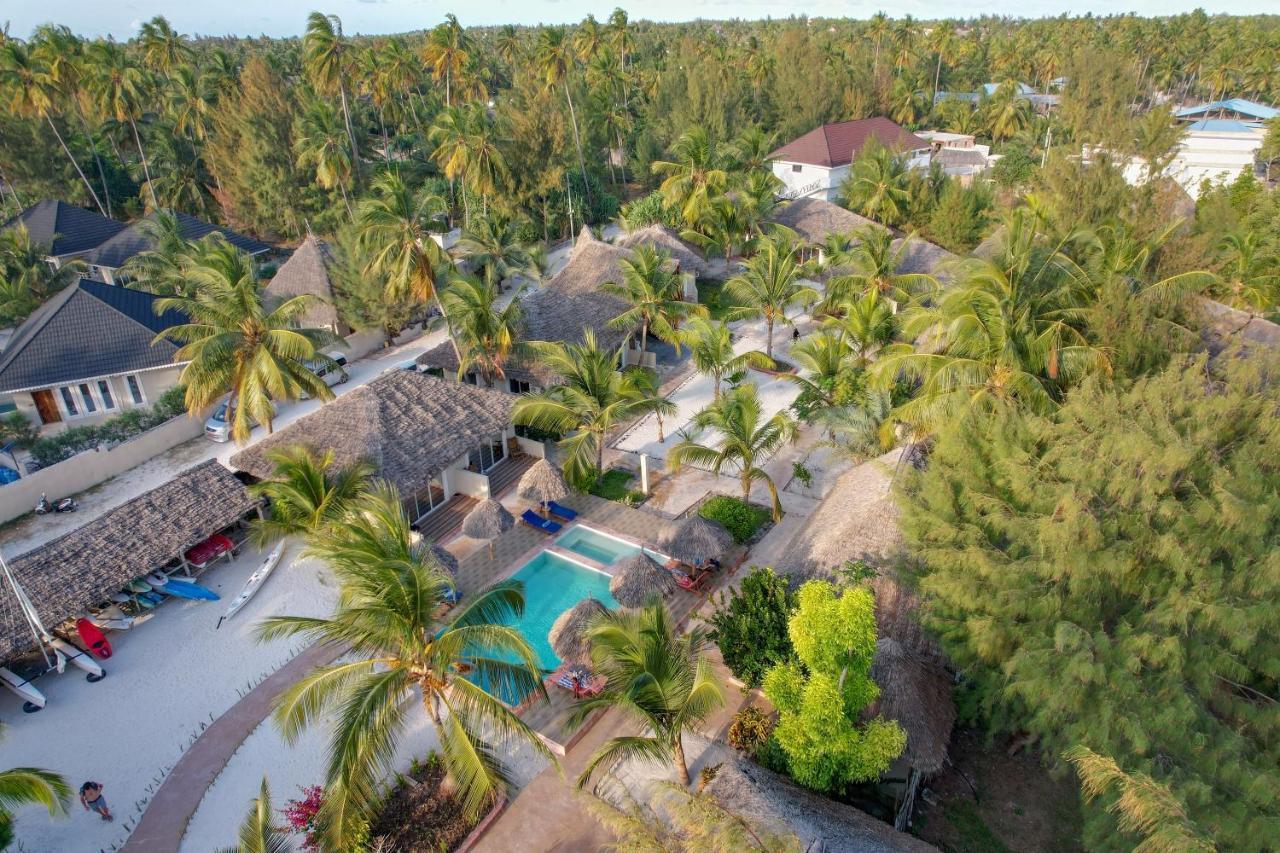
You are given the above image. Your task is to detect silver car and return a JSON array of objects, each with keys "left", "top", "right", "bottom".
[{"left": 204, "top": 401, "right": 271, "bottom": 443}]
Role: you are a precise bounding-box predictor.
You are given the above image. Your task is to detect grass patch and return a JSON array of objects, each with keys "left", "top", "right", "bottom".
[
  {"left": 699, "top": 495, "right": 771, "bottom": 543},
  {"left": 937, "top": 800, "right": 1013, "bottom": 853},
  {"left": 697, "top": 280, "right": 741, "bottom": 322},
  {"left": 590, "top": 469, "right": 646, "bottom": 503}
]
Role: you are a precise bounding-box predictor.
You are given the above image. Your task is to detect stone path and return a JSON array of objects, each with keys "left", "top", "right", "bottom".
[{"left": 122, "top": 641, "right": 345, "bottom": 852}]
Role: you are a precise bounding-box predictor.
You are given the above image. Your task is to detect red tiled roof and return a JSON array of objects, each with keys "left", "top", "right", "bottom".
[{"left": 768, "top": 118, "right": 929, "bottom": 168}]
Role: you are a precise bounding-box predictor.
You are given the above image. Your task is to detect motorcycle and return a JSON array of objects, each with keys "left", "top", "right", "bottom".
[{"left": 34, "top": 493, "right": 77, "bottom": 514}]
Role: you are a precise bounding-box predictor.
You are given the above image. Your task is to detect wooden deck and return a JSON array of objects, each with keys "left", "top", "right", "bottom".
[
  {"left": 487, "top": 452, "right": 535, "bottom": 497},
  {"left": 414, "top": 494, "right": 477, "bottom": 543}
]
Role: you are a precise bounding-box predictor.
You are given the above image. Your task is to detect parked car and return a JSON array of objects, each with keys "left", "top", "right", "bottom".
[
  {"left": 300, "top": 352, "right": 349, "bottom": 399},
  {"left": 382, "top": 359, "right": 420, "bottom": 375},
  {"left": 204, "top": 400, "right": 271, "bottom": 443}
]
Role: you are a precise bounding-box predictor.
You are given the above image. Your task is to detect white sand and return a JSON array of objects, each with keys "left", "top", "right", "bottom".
[{"left": 0, "top": 545, "right": 337, "bottom": 852}]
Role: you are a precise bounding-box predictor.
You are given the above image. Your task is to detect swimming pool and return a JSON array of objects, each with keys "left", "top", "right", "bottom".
[
  {"left": 505, "top": 550, "right": 619, "bottom": 672},
  {"left": 556, "top": 525, "right": 667, "bottom": 566}
]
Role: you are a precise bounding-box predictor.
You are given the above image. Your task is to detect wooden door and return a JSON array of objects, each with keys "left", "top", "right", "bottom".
[{"left": 31, "top": 389, "right": 61, "bottom": 425}]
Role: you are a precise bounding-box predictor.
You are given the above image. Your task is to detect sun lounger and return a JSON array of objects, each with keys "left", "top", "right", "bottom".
[
  {"left": 551, "top": 663, "right": 607, "bottom": 698},
  {"left": 543, "top": 500, "right": 578, "bottom": 521},
  {"left": 521, "top": 509, "right": 562, "bottom": 534},
  {"left": 671, "top": 568, "right": 711, "bottom": 592}
]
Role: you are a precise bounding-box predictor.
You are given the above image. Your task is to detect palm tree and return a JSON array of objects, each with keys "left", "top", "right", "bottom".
[
  {"left": 512, "top": 331, "right": 645, "bottom": 485},
  {"left": 927, "top": 21, "right": 958, "bottom": 103},
  {"left": 440, "top": 275, "right": 525, "bottom": 387},
  {"left": 677, "top": 317, "right": 772, "bottom": 402},
  {"left": 258, "top": 484, "right": 553, "bottom": 848},
  {"left": 155, "top": 238, "right": 338, "bottom": 443},
  {"left": 571, "top": 601, "right": 723, "bottom": 788},
  {"left": 0, "top": 40, "right": 105, "bottom": 214},
  {"left": 455, "top": 213, "right": 539, "bottom": 289},
  {"left": 668, "top": 384, "right": 795, "bottom": 519},
  {"left": 1211, "top": 231, "right": 1278, "bottom": 314},
  {"left": 867, "top": 12, "right": 892, "bottom": 79},
  {"left": 302, "top": 13, "right": 360, "bottom": 188},
  {"left": 785, "top": 330, "right": 856, "bottom": 416},
  {"left": 0, "top": 225, "right": 83, "bottom": 323},
  {"left": 651, "top": 128, "right": 729, "bottom": 230},
  {"left": 0, "top": 723, "right": 70, "bottom": 841},
  {"left": 603, "top": 245, "right": 703, "bottom": 357},
  {"left": 138, "top": 16, "right": 192, "bottom": 74},
  {"left": 827, "top": 289, "right": 895, "bottom": 368},
  {"left": 248, "top": 446, "right": 373, "bottom": 545},
  {"left": 535, "top": 27, "right": 590, "bottom": 198},
  {"left": 724, "top": 234, "right": 818, "bottom": 359},
  {"left": 983, "top": 81, "right": 1032, "bottom": 142},
  {"left": 627, "top": 367, "right": 678, "bottom": 443},
  {"left": 821, "top": 228, "right": 939, "bottom": 313},
  {"left": 422, "top": 14, "right": 470, "bottom": 107},
  {"left": 216, "top": 777, "right": 292, "bottom": 853},
  {"left": 122, "top": 211, "right": 198, "bottom": 296},
  {"left": 295, "top": 96, "right": 356, "bottom": 219},
  {"left": 85, "top": 40, "right": 158, "bottom": 208},
  {"left": 840, "top": 141, "right": 911, "bottom": 227}
]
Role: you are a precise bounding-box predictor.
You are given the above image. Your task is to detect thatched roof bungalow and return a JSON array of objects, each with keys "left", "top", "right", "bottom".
[
  {"left": 778, "top": 449, "right": 955, "bottom": 780},
  {"left": 0, "top": 460, "right": 259, "bottom": 662},
  {"left": 615, "top": 223, "right": 710, "bottom": 278},
  {"left": 890, "top": 236, "right": 959, "bottom": 277},
  {"left": 770, "top": 197, "right": 886, "bottom": 248},
  {"left": 231, "top": 370, "right": 521, "bottom": 525},
  {"left": 263, "top": 234, "right": 349, "bottom": 335}
]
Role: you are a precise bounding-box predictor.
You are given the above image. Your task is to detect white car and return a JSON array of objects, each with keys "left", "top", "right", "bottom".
[
  {"left": 300, "top": 352, "right": 350, "bottom": 399},
  {"left": 203, "top": 400, "right": 275, "bottom": 443}
]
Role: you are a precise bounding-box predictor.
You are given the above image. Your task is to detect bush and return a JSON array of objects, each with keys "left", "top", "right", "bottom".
[
  {"left": 0, "top": 411, "right": 39, "bottom": 449},
  {"left": 708, "top": 566, "right": 796, "bottom": 687},
  {"left": 699, "top": 495, "right": 769, "bottom": 544},
  {"left": 28, "top": 384, "right": 187, "bottom": 467},
  {"left": 727, "top": 707, "right": 775, "bottom": 754},
  {"left": 590, "top": 468, "right": 645, "bottom": 503},
  {"left": 367, "top": 758, "right": 478, "bottom": 852}
]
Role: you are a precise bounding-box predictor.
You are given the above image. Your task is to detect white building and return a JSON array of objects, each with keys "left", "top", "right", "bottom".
[
  {"left": 768, "top": 117, "right": 931, "bottom": 202},
  {"left": 1168, "top": 120, "right": 1270, "bottom": 198},
  {"left": 913, "top": 131, "right": 993, "bottom": 184}
]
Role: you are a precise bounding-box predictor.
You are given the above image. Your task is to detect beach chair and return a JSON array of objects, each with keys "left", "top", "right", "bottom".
[
  {"left": 672, "top": 568, "right": 712, "bottom": 593},
  {"left": 543, "top": 500, "right": 578, "bottom": 521},
  {"left": 551, "top": 663, "right": 607, "bottom": 699},
  {"left": 521, "top": 509, "right": 562, "bottom": 534}
]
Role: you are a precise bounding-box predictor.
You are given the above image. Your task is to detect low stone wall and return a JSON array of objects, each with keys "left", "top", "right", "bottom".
[{"left": 0, "top": 414, "right": 204, "bottom": 524}]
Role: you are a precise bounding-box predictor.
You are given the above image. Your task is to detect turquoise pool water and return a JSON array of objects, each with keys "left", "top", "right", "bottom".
[
  {"left": 506, "top": 550, "right": 619, "bottom": 672},
  {"left": 557, "top": 525, "right": 667, "bottom": 566}
]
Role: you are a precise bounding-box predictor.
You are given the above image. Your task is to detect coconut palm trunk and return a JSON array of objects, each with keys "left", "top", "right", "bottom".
[
  {"left": 47, "top": 114, "right": 105, "bottom": 215},
  {"left": 129, "top": 116, "right": 157, "bottom": 208},
  {"left": 563, "top": 80, "right": 591, "bottom": 204},
  {"left": 338, "top": 82, "right": 360, "bottom": 187}
]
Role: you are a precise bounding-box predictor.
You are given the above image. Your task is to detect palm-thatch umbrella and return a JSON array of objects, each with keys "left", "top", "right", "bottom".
[
  {"left": 426, "top": 543, "right": 459, "bottom": 577},
  {"left": 662, "top": 515, "right": 734, "bottom": 566},
  {"left": 461, "top": 498, "right": 515, "bottom": 556},
  {"left": 609, "top": 552, "right": 676, "bottom": 607},
  {"left": 518, "top": 458, "right": 570, "bottom": 517},
  {"left": 548, "top": 597, "right": 609, "bottom": 665}
]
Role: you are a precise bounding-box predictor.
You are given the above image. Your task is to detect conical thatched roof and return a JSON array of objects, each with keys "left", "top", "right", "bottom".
[
  {"left": 662, "top": 515, "right": 734, "bottom": 564},
  {"left": 769, "top": 197, "right": 886, "bottom": 245},
  {"left": 263, "top": 234, "right": 346, "bottom": 332},
  {"left": 549, "top": 596, "right": 608, "bottom": 664},
  {"left": 427, "top": 543, "right": 459, "bottom": 576},
  {"left": 518, "top": 458, "right": 570, "bottom": 506},
  {"left": 868, "top": 637, "right": 956, "bottom": 776},
  {"left": 616, "top": 224, "right": 710, "bottom": 278},
  {"left": 462, "top": 498, "right": 515, "bottom": 540},
  {"left": 609, "top": 552, "right": 675, "bottom": 607}
]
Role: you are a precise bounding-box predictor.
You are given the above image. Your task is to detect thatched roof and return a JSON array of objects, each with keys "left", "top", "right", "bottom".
[
  {"left": 698, "top": 738, "right": 939, "bottom": 852},
  {"left": 609, "top": 552, "right": 675, "bottom": 607},
  {"left": 0, "top": 461, "right": 258, "bottom": 662},
  {"left": 890, "top": 236, "right": 959, "bottom": 276},
  {"left": 770, "top": 198, "right": 887, "bottom": 245},
  {"left": 548, "top": 596, "right": 608, "bottom": 664},
  {"left": 415, "top": 340, "right": 543, "bottom": 387},
  {"left": 518, "top": 458, "right": 570, "bottom": 506},
  {"left": 428, "top": 544, "right": 459, "bottom": 576},
  {"left": 461, "top": 498, "right": 514, "bottom": 540},
  {"left": 777, "top": 449, "right": 955, "bottom": 776},
  {"left": 615, "top": 224, "right": 710, "bottom": 278},
  {"left": 264, "top": 234, "right": 345, "bottom": 332},
  {"left": 661, "top": 515, "right": 733, "bottom": 564},
  {"left": 231, "top": 371, "right": 513, "bottom": 499}
]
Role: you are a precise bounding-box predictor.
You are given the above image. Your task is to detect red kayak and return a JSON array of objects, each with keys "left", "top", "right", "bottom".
[{"left": 75, "top": 618, "right": 112, "bottom": 659}]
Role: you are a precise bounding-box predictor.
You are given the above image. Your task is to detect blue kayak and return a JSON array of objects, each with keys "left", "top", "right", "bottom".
[{"left": 159, "top": 579, "right": 220, "bottom": 601}]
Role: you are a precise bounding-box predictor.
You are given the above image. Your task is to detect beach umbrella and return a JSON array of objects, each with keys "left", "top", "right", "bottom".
[
  {"left": 548, "top": 597, "right": 609, "bottom": 665},
  {"left": 461, "top": 498, "right": 515, "bottom": 556},
  {"left": 662, "top": 515, "right": 734, "bottom": 566},
  {"left": 518, "top": 458, "right": 570, "bottom": 516},
  {"left": 609, "top": 552, "right": 676, "bottom": 608},
  {"left": 426, "top": 543, "right": 459, "bottom": 577}
]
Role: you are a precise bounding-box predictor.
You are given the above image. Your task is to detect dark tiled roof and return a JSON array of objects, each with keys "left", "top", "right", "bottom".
[
  {"left": 1, "top": 200, "right": 126, "bottom": 258},
  {"left": 84, "top": 210, "right": 271, "bottom": 269},
  {"left": 768, "top": 118, "right": 929, "bottom": 168},
  {"left": 0, "top": 279, "right": 186, "bottom": 393}
]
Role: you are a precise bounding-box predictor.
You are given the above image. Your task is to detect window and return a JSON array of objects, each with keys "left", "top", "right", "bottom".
[
  {"left": 463, "top": 373, "right": 478, "bottom": 386},
  {"left": 791, "top": 164, "right": 802, "bottom": 173},
  {"left": 96, "top": 380, "right": 117, "bottom": 411},
  {"left": 59, "top": 386, "right": 79, "bottom": 417},
  {"left": 508, "top": 378, "right": 530, "bottom": 394},
  {"left": 78, "top": 384, "right": 97, "bottom": 414},
  {"left": 126, "top": 374, "right": 145, "bottom": 406}
]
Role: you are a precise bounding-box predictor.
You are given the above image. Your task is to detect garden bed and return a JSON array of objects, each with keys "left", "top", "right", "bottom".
[
  {"left": 589, "top": 468, "right": 647, "bottom": 505},
  {"left": 698, "top": 494, "right": 774, "bottom": 545},
  {"left": 367, "top": 758, "right": 482, "bottom": 852}
]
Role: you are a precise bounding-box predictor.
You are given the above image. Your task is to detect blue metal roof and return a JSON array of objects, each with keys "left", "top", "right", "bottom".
[
  {"left": 1176, "top": 99, "right": 1279, "bottom": 120},
  {"left": 1186, "top": 119, "right": 1262, "bottom": 133}
]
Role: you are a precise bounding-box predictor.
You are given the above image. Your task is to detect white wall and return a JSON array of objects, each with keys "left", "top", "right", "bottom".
[{"left": 772, "top": 150, "right": 932, "bottom": 201}]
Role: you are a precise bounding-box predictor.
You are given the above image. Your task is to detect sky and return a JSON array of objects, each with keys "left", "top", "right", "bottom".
[{"left": 5, "top": 0, "right": 1276, "bottom": 40}]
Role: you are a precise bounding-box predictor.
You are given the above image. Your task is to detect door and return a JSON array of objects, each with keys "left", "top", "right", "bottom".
[{"left": 31, "top": 389, "right": 60, "bottom": 425}]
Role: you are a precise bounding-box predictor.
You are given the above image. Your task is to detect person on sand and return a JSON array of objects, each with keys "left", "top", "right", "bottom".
[{"left": 79, "top": 781, "right": 112, "bottom": 822}]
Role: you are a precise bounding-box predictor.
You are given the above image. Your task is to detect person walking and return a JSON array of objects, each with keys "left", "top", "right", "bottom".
[{"left": 79, "top": 781, "right": 112, "bottom": 822}]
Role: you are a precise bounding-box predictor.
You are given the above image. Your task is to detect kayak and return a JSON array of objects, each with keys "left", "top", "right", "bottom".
[
  {"left": 89, "top": 607, "right": 154, "bottom": 631},
  {"left": 219, "top": 542, "right": 285, "bottom": 627},
  {"left": 146, "top": 572, "right": 169, "bottom": 587},
  {"left": 161, "top": 579, "right": 220, "bottom": 601},
  {"left": 126, "top": 579, "right": 153, "bottom": 594},
  {"left": 75, "top": 618, "right": 112, "bottom": 659}
]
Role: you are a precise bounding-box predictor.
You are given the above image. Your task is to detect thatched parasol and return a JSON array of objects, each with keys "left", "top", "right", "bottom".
[
  {"left": 548, "top": 597, "right": 609, "bottom": 665},
  {"left": 609, "top": 552, "right": 676, "bottom": 607},
  {"left": 868, "top": 636, "right": 955, "bottom": 777},
  {"left": 461, "top": 498, "right": 515, "bottom": 556},
  {"left": 518, "top": 458, "right": 570, "bottom": 516},
  {"left": 426, "top": 544, "right": 459, "bottom": 577},
  {"left": 662, "top": 515, "right": 734, "bottom": 566}
]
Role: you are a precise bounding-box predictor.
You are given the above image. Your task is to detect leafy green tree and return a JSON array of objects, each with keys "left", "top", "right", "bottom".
[
  {"left": 761, "top": 581, "right": 905, "bottom": 794},
  {"left": 0, "top": 225, "right": 82, "bottom": 324},
  {"left": 603, "top": 244, "right": 703, "bottom": 357},
  {"left": 122, "top": 210, "right": 198, "bottom": 295},
  {"left": 925, "top": 180, "right": 994, "bottom": 253},
  {"left": 247, "top": 446, "right": 373, "bottom": 546},
  {"left": 294, "top": 96, "right": 356, "bottom": 219},
  {"left": 651, "top": 127, "right": 729, "bottom": 230},
  {"left": 724, "top": 233, "right": 818, "bottom": 359},
  {"left": 820, "top": 227, "right": 938, "bottom": 313},
  {"left": 258, "top": 484, "right": 553, "bottom": 847},
  {"left": 668, "top": 384, "right": 795, "bottom": 520},
  {"left": 572, "top": 601, "right": 724, "bottom": 788},
  {"left": 356, "top": 172, "right": 452, "bottom": 324},
  {"left": 900, "top": 353, "right": 1280, "bottom": 849},
  {"left": 707, "top": 567, "right": 796, "bottom": 688}
]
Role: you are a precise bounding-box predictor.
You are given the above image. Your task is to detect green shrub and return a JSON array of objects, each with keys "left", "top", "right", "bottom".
[
  {"left": 29, "top": 383, "right": 188, "bottom": 467},
  {"left": 699, "top": 495, "right": 769, "bottom": 544},
  {"left": 590, "top": 468, "right": 645, "bottom": 503},
  {"left": 727, "top": 707, "right": 775, "bottom": 754},
  {"left": 708, "top": 566, "right": 796, "bottom": 687}
]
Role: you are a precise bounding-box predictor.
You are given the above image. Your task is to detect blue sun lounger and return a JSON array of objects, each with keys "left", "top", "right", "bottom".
[
  {"left": 521, "top": 509, "right": 562, "bottom": 534},
  {"left": 543, "top": 500, "right": 578, "bottom": 521}
]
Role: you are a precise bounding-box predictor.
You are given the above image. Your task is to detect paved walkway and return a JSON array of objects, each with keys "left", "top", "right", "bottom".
[{"left": 122, "top": 641, "right": 345, "bottom": 852}]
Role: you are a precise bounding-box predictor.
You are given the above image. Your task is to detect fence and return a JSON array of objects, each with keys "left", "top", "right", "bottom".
[{"left": 0, "top": 414, "right": 205, "bottom": 524}]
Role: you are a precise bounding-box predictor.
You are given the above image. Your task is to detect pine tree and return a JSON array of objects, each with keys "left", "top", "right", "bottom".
[{"left": 900, "top": 351, "right": 1280, "bottom": 849}]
